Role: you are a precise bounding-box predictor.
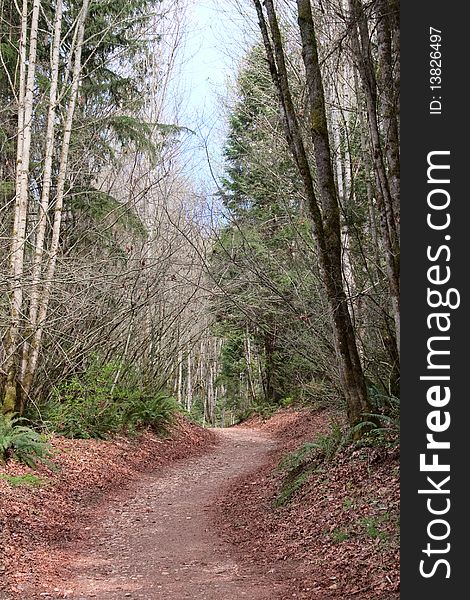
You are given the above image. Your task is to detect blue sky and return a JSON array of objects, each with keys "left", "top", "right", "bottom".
[{"left": 176, "top": 0, "right": 256, "bottom": 190}]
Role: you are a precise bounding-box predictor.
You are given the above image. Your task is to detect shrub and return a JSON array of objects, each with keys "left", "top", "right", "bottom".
[
  {"left": 39, "top": 363, "right": 179, "bottom": 439},
  {"left": 121, "top": 391, "right": 177, "bottom": 436},
  {"left": 274, "top": 470, "right": 311, "bottom": 507},
  {"left": 41, "top": 379, "right": 118, "bottom": 439},
  {"left": 278, "top": 418, "right": 345, "bottom": 474},
  {"left": 350, "top": 393, "right": 399, "bottom": 447},
  {"left": 235, "top": 401, "right": 278, "bottom": 424},
  {"left": 0, "top": 415, "right": 54, "bottom": 468}
]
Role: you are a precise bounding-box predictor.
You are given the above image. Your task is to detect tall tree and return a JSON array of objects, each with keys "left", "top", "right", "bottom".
[
  {"left": 0, "top": 0, "right": 194, "bottom": 414},
  {"left": 2, "top": 0, "right": 41, "bottom": 414},
  {"left": 211, "top": 46, "right": 341, "bottom": 417},
  {"left": 252, "top": 0, "right": 372, "bottom": 426},
  {"left": 347, "top": 0, "right": 400, "bottom": 353}
]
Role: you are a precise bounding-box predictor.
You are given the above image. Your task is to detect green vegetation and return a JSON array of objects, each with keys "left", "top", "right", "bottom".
[
  {"left": 0, "top": 415, "right": 53, "bottom": 468},
  {"left": 209, "top": 38, "right": 400, "bottom": 429},
  {"left": 331, "top": 528, "right": 350, "bottom": 543},
  {"left": 351, "top": 391, "right": 399, "bottom": 447},
  {"left": 358, "top": 515, "right": 391, "bottom": 541},
  {"left": 328, "top": 514, "right": 395, "bottom": 545},
  {"left": 1, "top": 0, "right": 400, "bottom": 441},
  {"left": 279, "top": 419, "right": 345, "bottom": 471},
  {"left": 274, "top": 409, "right": 399, "bottom": 508},
  {"left": 274, "top": 470, "right": 312, "bottom": 508},
  {"left": 0, "top": 473, "right": 49, "bottom": 488},
  {"left": 35, "top": 362, "right": 178, "bottom": 440},
  {"left": 274, "top": 420, "right": 346, "bottom": 507},
  {"left": 342, "top": 498, "right": 357, "bottom": 510}
]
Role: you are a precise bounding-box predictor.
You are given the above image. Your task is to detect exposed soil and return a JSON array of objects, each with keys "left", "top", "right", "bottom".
[
  {"left": 0, "top": 416, "right": 217, "bottom": 598},
  {"left": 1, "top": 409, "right": 400, "bottom": 600},
  {"left": 214, "top": 409, "right": 400, "bottom": 600},
  {"left": 1, "top": 425, "right": 287, "bottom": 599}
]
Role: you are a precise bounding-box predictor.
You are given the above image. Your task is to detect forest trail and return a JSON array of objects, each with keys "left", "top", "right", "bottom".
[{"left": 33, "top": 428, "right": 286, "bottom": 600}]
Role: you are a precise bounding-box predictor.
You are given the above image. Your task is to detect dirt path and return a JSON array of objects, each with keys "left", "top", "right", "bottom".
[{"left": 32, "top": 428, "right": 287, "bottom": 600}]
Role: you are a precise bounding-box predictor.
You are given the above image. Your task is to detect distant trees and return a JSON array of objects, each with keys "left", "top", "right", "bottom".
[
  {"left": 1, "top": 0, "right": 400, "bottom": 431},
  {"left": 210, "top": 45, "right": 335, "bottom": 411}
]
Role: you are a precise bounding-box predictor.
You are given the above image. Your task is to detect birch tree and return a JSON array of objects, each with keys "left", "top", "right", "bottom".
[
  {"left": 21, "top": 0, "right": 64, "bottom": 399},
  {"left": 2, "top": 0, "right": 41, "bottom": 414},
  {"left": 1, "top": 0, "right": 194, "bottom": 413},
  {"left": 20, "top": 0, "right": 91, "bottom": 404}
]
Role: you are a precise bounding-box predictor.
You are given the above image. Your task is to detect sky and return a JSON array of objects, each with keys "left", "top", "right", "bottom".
[{"left": 174, "top": 0, "right": 256, "bottom": 191}]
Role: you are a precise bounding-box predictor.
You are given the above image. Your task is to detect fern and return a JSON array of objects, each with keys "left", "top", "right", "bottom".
[
  {"left": 0, "top": 415, "right": 54, "bottom": 469},
  {"left": 275, "top": 420, "right": 347, "bottom": 507},
  {"left": 41, "top": 363, "right": 179, "bottom": 439},
  {"left": 350, "top": 409, "right": 399, "bottom": 446},
  {"left": 121, "top": 392, "right": 178, "bottom": 436}
]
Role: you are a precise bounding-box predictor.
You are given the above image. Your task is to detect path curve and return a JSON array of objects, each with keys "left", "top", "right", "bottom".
[{"left": 33, "top": 428, "right": 286, "bottom": 599}]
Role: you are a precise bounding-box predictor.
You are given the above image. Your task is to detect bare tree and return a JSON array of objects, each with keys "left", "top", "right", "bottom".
[{"left": 2, "top": 0, "right": 41, "bottom": 414}]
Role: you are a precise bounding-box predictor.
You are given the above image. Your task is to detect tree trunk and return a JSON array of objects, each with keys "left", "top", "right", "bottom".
[
  {"left": 2, "top": 0, "right": 41, "bottom": 414},
  {"left": 177, "top": 348, "right": 183, "bottom": 405},
  {"left": 253, "top": 0, "right": 372, "bottom": 426},
  {"left": 244, "top": 327, "right": 257, "bottom": 403},
  {"left": 21, "top": 0, "right": 64, "bottom": 398},
  {"left": 263, "top": 330, "right": 282, "bottom": 404},
  {"left": 376, "top": 0, "right": 400, "bottom": 234},
  {"left": 21, "top": 0, "right": 90, "bottom": 405},
  {"left": 348, "top": 0, "right": 400, "bottom": 354},
  {"left": 186, "top": 346, "right": 193, "bottom": 412}
]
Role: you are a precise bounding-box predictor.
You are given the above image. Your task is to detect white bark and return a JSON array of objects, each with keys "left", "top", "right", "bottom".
[
  {"left": 21, "top": 0, "right": 90, "bottom": 398},
  {"left": 22, "top": 0, "right": 64, "bottom": 394},
  {"left": 3, "top": 0, "right": 41, "bottom": 412},
  {"left": 177, "top": 348, "right": 183, "bottom": 405},
  {"left": 186, "top": 346, "right": 192, "bottom": 412}
]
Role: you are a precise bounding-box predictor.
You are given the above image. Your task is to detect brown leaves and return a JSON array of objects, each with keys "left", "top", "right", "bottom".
[
  {"left": 214, "top": 408, "right": 400, "bottom": 600},
  {"left": 0, "top": 416, "right": 217, "bottom": 596}
]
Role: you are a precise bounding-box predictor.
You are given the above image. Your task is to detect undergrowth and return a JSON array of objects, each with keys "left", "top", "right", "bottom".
[
  {"left": 0, "top": 473, "right": 48, "bottom": 487},
  {"left": 236, "top": 401, "right": 278, "bottom": 424},
  {"left": 29, "top": 362, "right": 180, "bottom": 439},
  {"left": 0, "top": 415, "right": 54, "bottom": 468},
  {"left": 350, "top": 393, "right": 399, "bottom": 448},
  {"left": 329, "top": 513, "right": 396, "bottom": 546},
  {"left": 274, "top": 418, "right": 345, "bottom": 507},
  {"left": 274, "top": 399, "right": 399, "bottom": 507}
]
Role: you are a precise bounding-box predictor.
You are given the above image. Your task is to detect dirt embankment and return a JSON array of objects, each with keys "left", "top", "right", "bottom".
[
  {"left": 1, "top": 409, "right": 399, "bottom": 600},
  {"left": 213, "top": 408, "right": 400, "bottom": 600},
  {"left": 0, "top": 415, "right": 216, "bottom": 597}
]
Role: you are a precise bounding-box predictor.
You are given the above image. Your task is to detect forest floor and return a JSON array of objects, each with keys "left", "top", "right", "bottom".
[
  {"left": 0, "top": 409, "right": 399, "bottom": 600},
  {"left": 214, "top": 409, "right": 400, "bottom": 599}
]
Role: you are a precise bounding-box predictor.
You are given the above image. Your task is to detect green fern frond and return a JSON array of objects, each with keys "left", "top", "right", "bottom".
[{"left": 0, "top": 415, "right": 54, "bottom": 469}]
